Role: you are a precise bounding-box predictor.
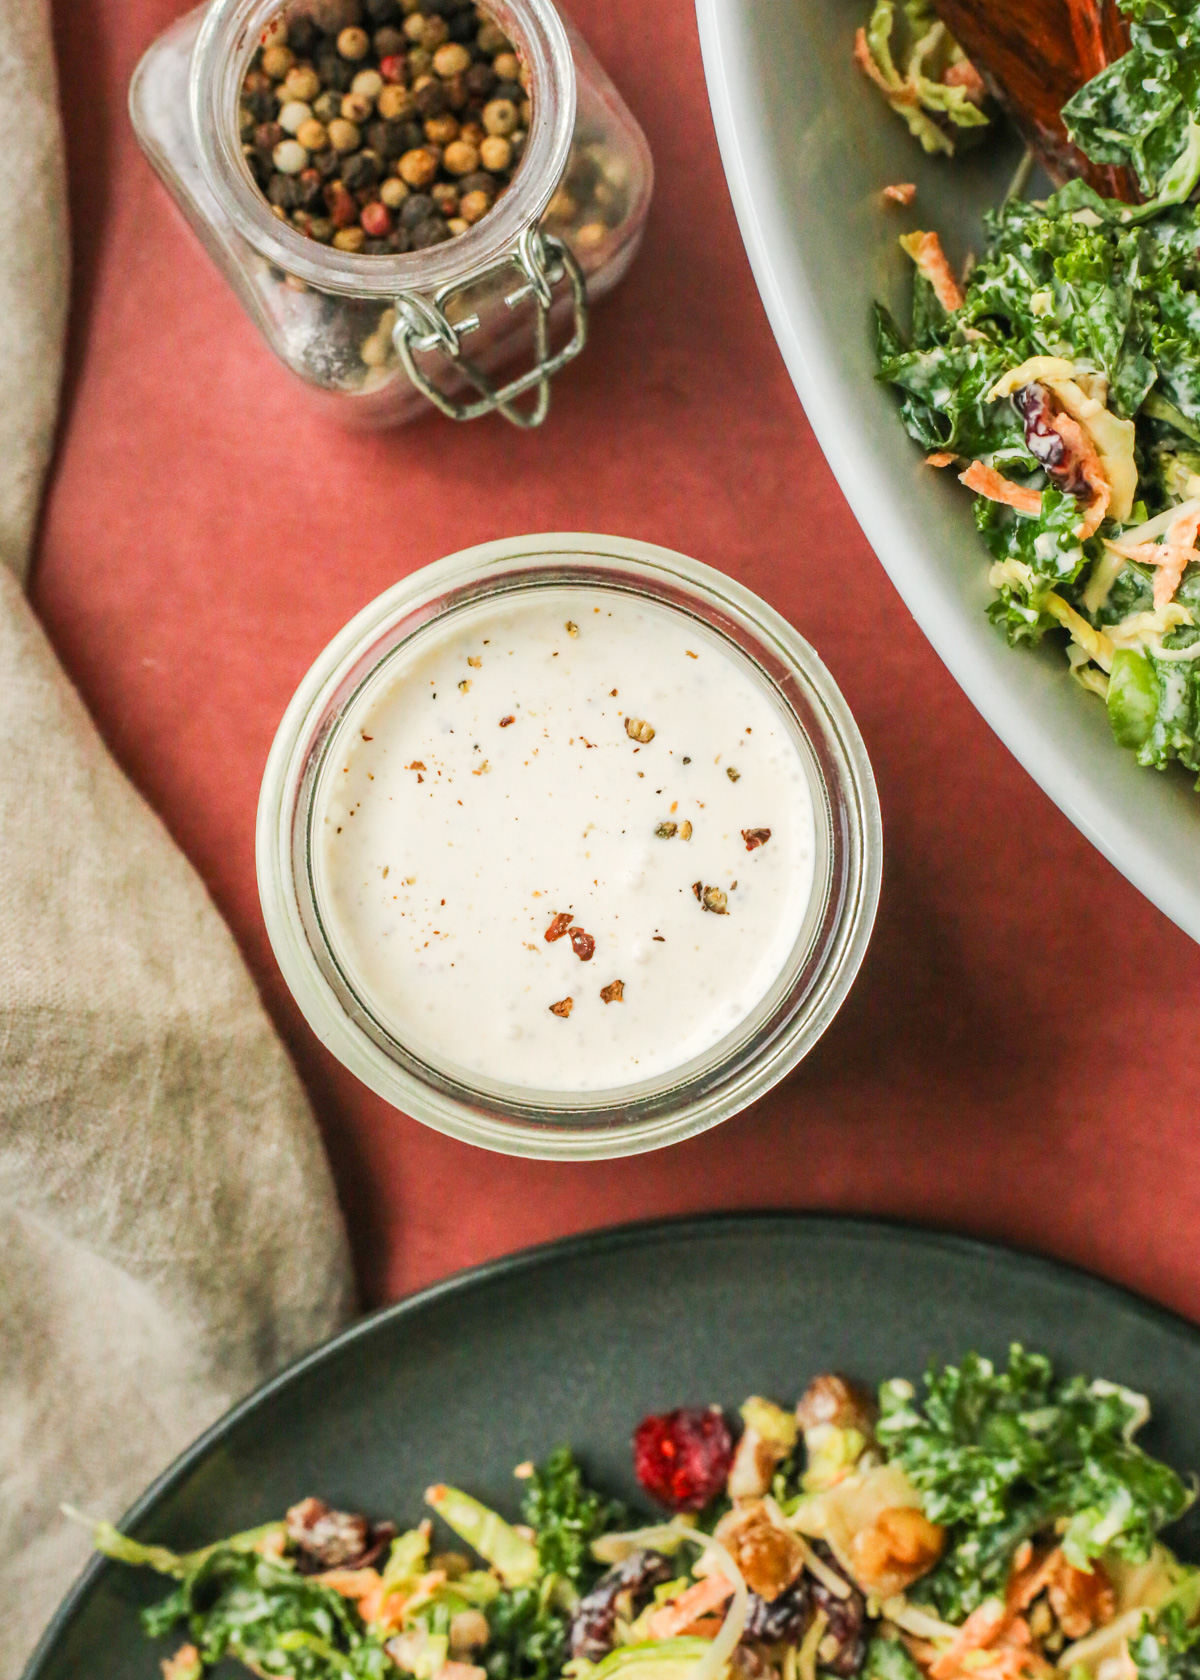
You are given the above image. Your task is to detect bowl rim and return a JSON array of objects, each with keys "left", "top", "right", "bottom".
[
  {"left": 256, "top": 532, "right": 882, "bottom": 1159},
  {"left": 695, "top": 0, "right": 1200, "bottom": 947}
]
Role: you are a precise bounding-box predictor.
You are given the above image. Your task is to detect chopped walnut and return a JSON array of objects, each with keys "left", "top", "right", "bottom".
[
  {"left": 742, "top": 828, "right": 772, "bottom": 851},
  {"left": 727, "top": 767, "right": 741, "bottom": 782},
  {"left": 714, "top": 1500, "right": 805, "bottom": 1602},
  {"left": 1008, "top": 1546, "right": 1115, "bottom": 1640},
  {"left": 655, "top": 821, "right": 678, "bottom": 838},
  {"left": 458, "top": 680, "right": 471, "bottom": 693},
  {"left": 545, "top": 912, "right": 573, "bottom": 942},
  {"left": 569, "top": 926, "right": 596, "bottom": 962},
  {"left": 467, "top": 655, "right": 482, "bottom": 668},
  {"left": 692, "top": 881, "right": 703, "bottom": 901},
  {"left": 795, "top": 1374, "right": 877, "bottom": 1435},
  {"left": 679, "top": 821, "right": 693, "bottom": 840},
  {"left": 550, "top": 997, "right": 574, "bottom": 1017},
  {"left": 499, "top": 715, "right": 515, "bottom": 727},
  {"left": 625, "top": 717, "right": 655, "bottom": 743},
  {"left": 701, "top": 886, "right": 728, "bottom": 914},
  {"left": 406, "top": 761, "right": 427, "bottom": 772},
  {"left": 600, "top": 979, "right": 625, "bottom": 1003},
  {"left": 565, "top": 621, "right": 579, "bottom": 637},
  {"left": 848, "top": 1505, "right": 945, "bottom": 1598}
]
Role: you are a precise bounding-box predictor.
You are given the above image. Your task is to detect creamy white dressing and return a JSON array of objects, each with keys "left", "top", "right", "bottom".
[{"left": 313, "top": 588, "right": 817, "bottom": 1092}]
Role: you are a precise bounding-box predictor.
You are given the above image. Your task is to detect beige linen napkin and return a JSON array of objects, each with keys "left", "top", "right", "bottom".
[{"left": 0, "top": 6, "right": 356, "bottom": 1676}]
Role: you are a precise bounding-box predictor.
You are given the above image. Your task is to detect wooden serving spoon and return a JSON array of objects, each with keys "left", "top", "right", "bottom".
[{"left": 929, "top": 0, "right": 1137, "bottom": 197}]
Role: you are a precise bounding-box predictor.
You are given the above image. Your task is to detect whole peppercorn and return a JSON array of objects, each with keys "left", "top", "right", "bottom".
[
  {"left": 296, "top": 166, "right": 326, "bottom": 208},
  {"left": 412, "top": 78, "right": 446, "bottom": 117},
  {"left": 446, "top": 215, "right": 469, "bottom": 235},
  {"left": 316, "top": 49, "right": 355, "bottom": 91},
  {"left": 492, "top": 51, "right": 520, "bottom": 82},
  {"left": 313, "top": 88, "right": 341, "bottom": 121},
  {"left": 278, "top": 99, "right": 313, "bottom": 133},
  {"left": 261, "top": 44, "right": 295, "bottom": 79},
  {"left": 397, "top": 146, "right": 438, "bottom": 187},
  {"left": 352, "top": 67, "right": 384, "bottom": 99},
  {"left": 360, "top": 200, "right": 393, "bottom": 236},
  {"left": 273, "top": 137, "right": 308, "bottom": 173},
  {"left": 341, "top": 148, "right": 381, "bottom": 189},
  {"left": 481, "top": 97, "right": 517, "bottom": 136},
  {"left": 255, "top": 119, "right": 285, "bottom": 151},
  {"left": 407, "top": 46, "right": 433, "bottom": 78},
  {"left": 399, "top": 191, "right": 435, "bottom": 227},
  {"left": 334, "top": 225, "right": 367, "bottom": 251},
  {"left": 267, "top": 171, "right": 302, "bottom": 207},
  {"left": 464, "top": 61, "right": 496, "bottom": 98},
  {"left": 260, "top": 14, "right": 288, "bottom": 49},
  {"left": 441, "top": 72, "right": 469, "bottom": 112},
  {"left": 456, "top": 169, "right": 494, "bottom": 198},
  {"left": 432, "top": 42, "right": 471, "bottom": 76},
  {"left": 441, "top": 138, "right": 478, "bottom": 175},
  {"left": 337, "top": 25, "right": 371, "bottom": 59},
  {"left": 493, "top": 78, "right": 523, "bottom": 104},
  {"left": 424, "top": 112, "right": 459, "bottom": 145},
  {"left": 308, "top": 215, "right": 335, "bottom": 241},
  {"left": 375, "top": 27, "right": 406, "bottom": 57},
  {"left": 402, "top": 12, "right": 426, "bottom": 40},
  {"left": 458, "top": 119, "right": 484, "bottom": 146},
  {"left": 419, "top": 13, "right": 449, "bottom": 47},
  {"left": 379, "top": 53, "right": 408, "bottom": 85},
  {"left": 478, "top": 133, "right": 511, "bottom": 172},
  {"left": 288, "top": 15, "right": 318, "bottom": 56},
  {"left": 327, "top": 117, "right": 362, "bottom": 151},
  {"left": 430, "top": 179, "right": 458, "bottom": 213},
  {"left": 377, "top": 83, "right": 413, "bottom": 119},
  {"left": 367, "top": 119, "right": 404, "bottom": 157},
  {"left": 380, "top": 175, "right": 409, "bottom": 208},
  {"left": 410, "top": 216, "right": 451, "bottom": 248},
  {"left": 282, "top": 65, "right": 322, "bottom": 102},
  {"left": 324, "top": 180, "right": 360, "bottom": 224},
  {"left": 313, "top": 147, "right": 342, "bottom": 178},
  {"left": 458, "top": 188, "right": 491, "bottom": 223},
  {"left": 477, "top": 21, "right": 507, "bottom": 54},
  {"left": 297, "top": 117, "right": 329, "bottom": 151},
  {"left": 365, "top": 0, "right": 398, "bottom": 19}
]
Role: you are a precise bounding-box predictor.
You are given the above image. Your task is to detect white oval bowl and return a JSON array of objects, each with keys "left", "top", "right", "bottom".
[{"left": 696, "top": 0, "right": 1200, "bottom": 943}]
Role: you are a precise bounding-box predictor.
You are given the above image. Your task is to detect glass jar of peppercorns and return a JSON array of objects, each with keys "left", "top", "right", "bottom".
[{"left": 130, "top": 0, "right": 652, "bottom": 427}]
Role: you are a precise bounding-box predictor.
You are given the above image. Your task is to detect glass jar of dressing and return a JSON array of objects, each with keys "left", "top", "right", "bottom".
[
  {"left": 257, "top": 534, "right": 882, "bottom": 1159},
  {"left": 130, "top": 0, "right": 652, "bottom": 427}
]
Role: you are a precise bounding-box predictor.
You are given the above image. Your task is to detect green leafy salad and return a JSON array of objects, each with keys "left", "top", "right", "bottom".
[
  {"left": 861, "top": 0, "right": 1200, "bottom": 781},
  {"left": 86, "top": 1346, "right": 1200, "bottom": 1680}
]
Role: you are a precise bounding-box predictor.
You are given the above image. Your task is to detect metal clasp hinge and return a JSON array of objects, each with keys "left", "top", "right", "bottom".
[{"left": 392, "top": 228, "right": 588, "bottom": 428}]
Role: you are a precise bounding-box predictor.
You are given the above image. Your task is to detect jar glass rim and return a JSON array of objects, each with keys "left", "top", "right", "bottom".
[
  {"left": 191, "top": 0, "right": 577, "bottom": 296},
  {"left": 257, "top": 534, "right": 883, "bottom": 1159}
]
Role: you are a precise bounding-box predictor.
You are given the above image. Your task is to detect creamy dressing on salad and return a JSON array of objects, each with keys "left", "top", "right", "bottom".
[{"left": 313, "top": 588, "right": 817, "bottom": 1092}]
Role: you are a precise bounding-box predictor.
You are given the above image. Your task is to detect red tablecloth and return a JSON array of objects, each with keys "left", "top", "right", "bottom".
[{"left": 40, "top": 0, "right": 1200, "bottom": 1315}]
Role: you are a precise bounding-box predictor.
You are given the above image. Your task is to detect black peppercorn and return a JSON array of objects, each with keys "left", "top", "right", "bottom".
[
  {"left": 412, "top": 79, "right": 446, "bottom": 117},
  {"left": 288, "top": 15, "right": 318, "bottom": 56},
  {"left": 447, "top": 13, "right": 476, "bottom": 41},
  {"left": 410, "top": 215, "right": 450, "bottom": 247},
  {"left": 493, "top": 79, "right": 523, "bottom": 103},
  {"left": 341, "top": 148, "right": 382, "bottom": 189},
  {"left": 363, "top": 237, "right": 391, "bottom": 254},
  {"left": 399, "top": 191, "right": 435, "bottom": 227},
  {"left": 464, "top": 62, "right": 495, "bottom": 97},
  {"left": 398, "top": 120, "right": 425, "bottom": 151},
  {"left": 365, "top": 0, "right": 398, "bottom": 20},
  {"left": 367, "top": 119, "right": 406, "bottom": 158},
  {"left": 268, "top": 171, "right": 302, "bottom": 208},
  {"left": 316, "top": 49, "right": 355, "bottom": 91},
  {"left": 313, "top": 147, "right": 342, "bottom": 179},
  {"left": 247, "top": 86, "right": 277, "bottom": 121}
]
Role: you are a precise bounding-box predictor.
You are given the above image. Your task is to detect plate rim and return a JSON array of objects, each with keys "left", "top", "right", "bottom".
[
  {"left": 21, "top": 1208, "right": 1200, "bottom": 1679},
  {"left": 692, "top": 0, "right": 1200, "bottom": 946}
]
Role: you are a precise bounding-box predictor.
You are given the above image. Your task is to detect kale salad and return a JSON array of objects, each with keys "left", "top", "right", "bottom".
[
  {"left": 859, "top": 0, "right": 1200, "bottom": 781},
  {"left": 86, "top": 1347, "right": 1200, "bottom": 1680}
]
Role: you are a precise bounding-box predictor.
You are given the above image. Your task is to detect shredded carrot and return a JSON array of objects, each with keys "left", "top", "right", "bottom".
[
  {"left": 884, "top": 182, "right": 917, "bottom": 206},
  {"left": 1046, "top": 410, "right": 1110, "bottom": 538},
  {"left": 440, "top": 1665, "right": 488, "bottom": 1680},
  {"left": 317, "top": 1568, "right": 384, "bottom": 1598},
  {"left": 644, "top": 1572, "right": 736, "bottom": 1640},
  {"left": 931, "top": 1601, "right": 1010, "bottom": 1680},
  {"left": 854, "top": 29, "right": 918, "bottom": 102},
  {"left": 944, "top": 58, "right": 987, "bottom": 100},
  {"left": 926, "top": 450, "right": 957, "bottom": 468},
  {"left": 900, "top": 231, "right": 965, "bottom": 312},
  {"left": 959, "top": 461, "right": 1042, "bottom": 514},
  {"left": 1107, "top": 505, "right": 1200, "bottom": 608}
]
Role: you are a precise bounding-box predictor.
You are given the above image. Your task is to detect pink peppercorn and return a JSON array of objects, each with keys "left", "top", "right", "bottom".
[
  {"left": 380, "top": 54, "right": 407, "bottom": 83},
  {"left": 360, "top": 201, "right": 392, "bottom": 237},
  {"left": 324, "top": 182, "right": 360, "bottom": 227}
]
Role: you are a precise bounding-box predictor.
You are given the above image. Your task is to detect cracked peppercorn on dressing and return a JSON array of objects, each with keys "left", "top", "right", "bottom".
[{"left": 313, "top": 589, "right": 817, "bottom": 1091}]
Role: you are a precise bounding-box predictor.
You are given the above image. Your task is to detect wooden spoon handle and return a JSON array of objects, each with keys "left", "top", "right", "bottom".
[{"left": 930, "top": 0, "right": 1135, "bottom": 196}]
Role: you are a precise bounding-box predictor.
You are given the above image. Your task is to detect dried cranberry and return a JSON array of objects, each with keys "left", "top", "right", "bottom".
[
  {"left": 809, "top": 1542, "right": 866, "bottom": 1676},
  {"left": 1013, "top": 384, "right": 1090, "bottom": 501},
  {"left": 570, "top": 1549, "right": 675, "bottom": 1660},
  {"left": 743, "top": 1574, "right": 812, "bottom": 1644},
  {"left": 632, "top": 1406, "right": 733, "bottom": 1511}
]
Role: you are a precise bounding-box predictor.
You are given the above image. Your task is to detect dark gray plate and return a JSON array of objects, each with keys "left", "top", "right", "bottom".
[{"left": 22, "top": 1215, "right": 1200, "bottom": 1679}]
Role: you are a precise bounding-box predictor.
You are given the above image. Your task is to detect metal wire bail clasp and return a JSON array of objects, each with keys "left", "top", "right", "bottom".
[{"left": 392, "top": 228, "right": 588, "bottom": 428}]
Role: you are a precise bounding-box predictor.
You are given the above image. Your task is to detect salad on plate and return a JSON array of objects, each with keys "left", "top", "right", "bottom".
[
  {"left": 860, "top": 0, "right": 1200, "bottom": 783},
  {"left": 84, "top": 1345, "right": 1200, "bottom": 1680}
]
